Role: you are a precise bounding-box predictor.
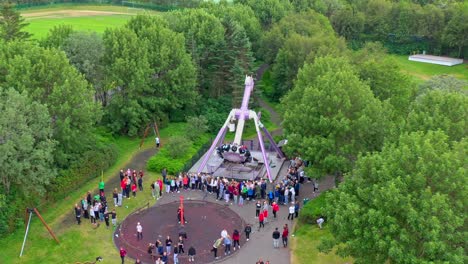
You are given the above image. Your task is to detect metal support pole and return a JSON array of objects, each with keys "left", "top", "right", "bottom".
[{"left": 20, "top": 210, "right": 33, "bottom": 257}]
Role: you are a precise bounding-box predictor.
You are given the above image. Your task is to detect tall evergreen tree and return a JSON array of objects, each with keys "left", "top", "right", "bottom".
[{"left": 0, "top": 2, "right": 31, "bottom": 42}]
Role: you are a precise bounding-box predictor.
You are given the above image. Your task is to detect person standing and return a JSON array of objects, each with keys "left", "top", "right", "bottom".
[
  {"left": 178, "top": 236, "right": 185, "bottom": 254},
  {"left": 74, "top": 204, "right": 81, "bottom": 225},
  {"left": 294, "top": 201, "right": 300, "bottom": 218},
  {"left": 232, "top": 229, "right": 240, "bottom": 250},
  {"left": 155, "top": 137, "right": 160, "bottom": 148},
  {"left": 282, "top": 224, "right": 289, "bottom": 247},
  {"left": 113, "top": 188, "right": 119, "bottom": 207},
  {"left": 272, "top": 228, "right": 280, "bottom": 248},
  {"left": 211, "top": 237, "right": 223, "bottom": 259},
  {"left": 165, "top": 236, "right": 173, "bottom": 255},
  {"left": 136, "top": 222, "right": 143, "bottom": 241},
  {"left": 244, "top": 223, "right": 252, "bottom": 241},
  {"left": 119, "top": 247, "right": 127, "bottom": 264},
  {"left": 138, "top": 173, "right": 143, "bottom": 192},
  {"left": 272, "top": 202, "right": 279, "bottom": 219},
  {"left": 111, "top": 209, "right": 117, "bottom": 227},
  {"left": 131, "top": 182, "right": 137, "bottom": 198},
  {"left": 104, "top": 210, "right": 110, "bottom": 229},
  {"left": 258, "top": 210, "right": 265, "bottom": 231},
  {"left": 255, "top": 201, "right": 261, "bottom": 218},
  {"left": 288, "top": 203, "right": 295, "bottom": 220},
  {"left": 173, "top": 247, "right": 179, "bottom": 264},
  {"left": 224, "top": 235, "right": 232, "bottom": 255},
  {"left": 161, "top": 168, "right": 167, "bottom": 183},
  {"left": 188, "top": 245, "right": 196, "bottom": 262}
]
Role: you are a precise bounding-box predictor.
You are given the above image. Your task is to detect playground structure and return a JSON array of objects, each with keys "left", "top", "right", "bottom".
[
  {"left": 114, "top": 200, "right": 245, "bottom": 263},
  {"left": 193, "top": 76, "right": 285, "bottom": 182}
]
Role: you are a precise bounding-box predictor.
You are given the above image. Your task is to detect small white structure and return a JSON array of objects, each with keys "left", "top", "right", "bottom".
[{"left": 409, "top": 54, "right": 463, "bottom": 66}]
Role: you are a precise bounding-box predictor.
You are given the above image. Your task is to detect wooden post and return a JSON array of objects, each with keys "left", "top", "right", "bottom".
[
  {"left": 33, "top": 208, "right": 60, "bottom": 244},
  {"left": 139, "top": 124, "right": 151, "bottom": 149}
]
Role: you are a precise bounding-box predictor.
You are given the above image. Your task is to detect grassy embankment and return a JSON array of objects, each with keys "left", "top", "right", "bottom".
[{"left": 0, "top": 123, "right": 182, "bottom": 264}]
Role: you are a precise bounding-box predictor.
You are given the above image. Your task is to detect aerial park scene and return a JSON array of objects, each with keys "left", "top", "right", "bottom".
[{"left": 0, "top": 1, "right": 466, "bottom": 264}]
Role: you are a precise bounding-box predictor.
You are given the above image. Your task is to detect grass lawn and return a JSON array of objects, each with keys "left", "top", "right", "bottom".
[
  {"left": 21, "top": 4, "right": 159, "bottom": 39},
  {"left": 391, "top": 55, "right": 468, "bottom": 83},
  {"left": 26, "top": 14, "right": 133, "bottom": 39},
  {"left": 0, "top": 124, "right": 180, "bottom": 264},
  {"left": 291, "top": 224, "right": 352, "bottom": 264},
  {"left": 19, "top": 4, "right": 148, "bottom": 14}
]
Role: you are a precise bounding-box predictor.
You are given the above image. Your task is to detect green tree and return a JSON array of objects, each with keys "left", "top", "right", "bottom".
[
  {"left": 39, "top": 24, "right": 74, "bottom": 49},
  {"left": 186, "top": 115, "right": 208, "bottom": 140},
  {"left": 201, "top": 1, "right": 262, "bottom": 52},
  {"left": 0, "top": 88, "right": 56, "bottom": 196},
  {"left": 443, "top": 6, "right": 468, "bottom": 57},
  {"left": 331, "top": 7, "right": 365, "bottom": 40},
  {"left": 0, "top": 2, "right": 31, "bottom": 42},
  {"left": 235, "top": 0, "right": 293, "bottom": 28},
  {"left": 282, "top": 56, "right": 388, "bottom": 178},
  {"left": 165, "top": 9, "right": 225, "bottom": 97},
  {"left": 103, "top": 15, "right": 197, "bottom": 136},
  {"left": 62, "top": 32, "right": 106, "bottom": 105},
  {"left": 270, "top": 31, "right": 346, "bottom": 101},
  {"left": 405, "top": 90, "right": 467, "bottom": 142},
  {"left": 259, "top": 10, "right": 335, "bottom": 63},
  {"left": 352, "top": 42, "right": 416, "bottom": 115},
  {"left": 0, "top": 41, "right": 101, "bottom": 167},
  {"left": 325, "top": 131, "right": 467, "bottom": 264}
]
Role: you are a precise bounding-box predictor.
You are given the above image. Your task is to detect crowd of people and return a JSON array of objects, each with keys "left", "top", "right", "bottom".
[
  {"left": 73, "top": 167, "right": 145, "bottom": 229},
  {"left": 74, "top": 156, "right": 316, "bottom": 263}
]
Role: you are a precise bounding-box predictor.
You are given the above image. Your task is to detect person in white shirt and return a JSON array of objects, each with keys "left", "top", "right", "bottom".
[
  {"left": 155, "top": 137, "right": 160, "bottom": 148},
  {"left": 287, "top": 204, "right": 295, "bottom": 220},
  {"left": 136, "top": 222, "right": 143, "bottom": 240},
  {"left": 317, "top": 217, "right": 325, "bottom": 228}
]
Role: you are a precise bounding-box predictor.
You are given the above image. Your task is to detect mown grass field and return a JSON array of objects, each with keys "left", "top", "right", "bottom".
[
  {"left": 391, "top": 55, "right": 468, "bottom": 82},
  {"left": 22, "top": 4, "right": 158, "bottom": 39}
]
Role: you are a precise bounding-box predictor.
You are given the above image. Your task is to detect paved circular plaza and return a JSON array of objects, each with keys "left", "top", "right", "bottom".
[{"left": 114, "top": 200, "right": 246, "bottom": 263}]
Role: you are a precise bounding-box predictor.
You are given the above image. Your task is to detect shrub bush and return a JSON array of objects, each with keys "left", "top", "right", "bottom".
[
  {"left": 298, "top": 191, "right": 329, "bottom": 225},
  {"left": 166, "top": 136, "right": 192, "bottom": 159},
  {"left": 147, "top": 134, "right": 211, "bottom": 175}
]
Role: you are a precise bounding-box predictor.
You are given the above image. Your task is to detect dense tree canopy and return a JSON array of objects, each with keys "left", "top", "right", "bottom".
[
  {"left": 269, "top": 14, "right": 347, "bottom": 101},
  {"left": 325, "top": 131, "right": 467, "bottom": 263},
  {"left": 0, "top": 41, "right": 101, "bottom": 167},
  {"left": 0, "top": 88, "right": 56, "bottom": 196},
  {"left": 234, "top": 0, "right": 293, "bottom": 29},
  {"left": 103, "top": 15, "right": 198, "bottom": 136},
  {"left": 405, "top": 90, "right": 467, "bottom": 142},
  {"left": 282, "top": 56, "right": 388, "bottom": 178}
]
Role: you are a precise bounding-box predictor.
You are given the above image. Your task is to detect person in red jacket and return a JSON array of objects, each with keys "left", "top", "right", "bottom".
[
  {"left": 119, "top": 247, "right": 127, "bottom": 264},
  {"left": 131, "top": 183, "right": 137, "bottom": 197},
  {"left": 282, "top": 224, "right": 289, "bottom": 248},
  {"left": 272, "top": 202, "right": 279, "bottom": 219},
  {"left": 258, "top": 210, "right": 265, "bottom": 231},
  {"left": 232, "top": 229, "right": 240, "bottom": 250},
  {"left": 158, "top": 179, "right": 163, "bottom": 197},
  {"left": 120, "top": 177, "right": 127, "bottom": 198}
]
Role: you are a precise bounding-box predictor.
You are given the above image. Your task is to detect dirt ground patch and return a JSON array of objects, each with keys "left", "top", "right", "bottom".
[{"left": 23, "top": 10, "right": 130, "bottom": 19}]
